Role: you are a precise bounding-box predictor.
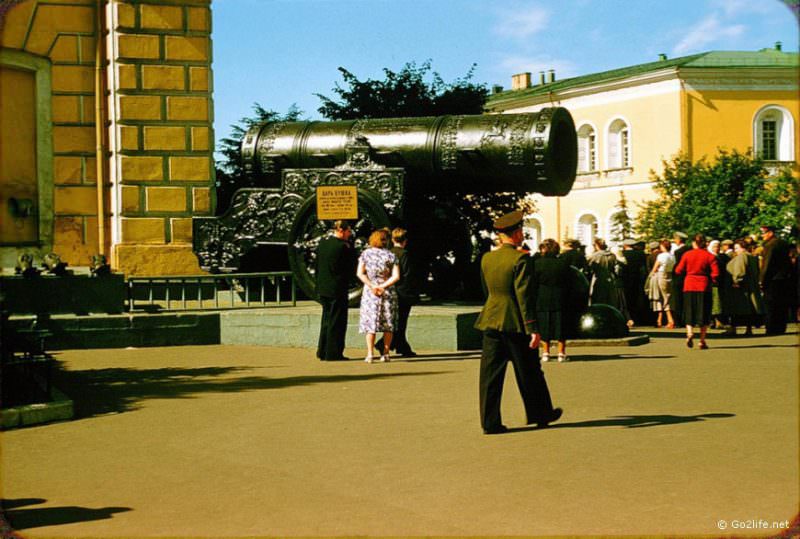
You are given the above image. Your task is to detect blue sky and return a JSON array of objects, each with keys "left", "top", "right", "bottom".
[{"left": 211, "top": 0, "right": 798, "bottom": 146}]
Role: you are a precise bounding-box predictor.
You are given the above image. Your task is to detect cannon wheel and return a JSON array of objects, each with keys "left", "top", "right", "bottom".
[{"left": 287, "top": 190, "right": 391, "bottom": 304}]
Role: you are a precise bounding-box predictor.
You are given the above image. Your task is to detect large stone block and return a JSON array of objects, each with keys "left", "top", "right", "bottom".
[
  {"left": 140, "top": 4, "right": 183, "bottom": 30},
  {"left": 52, "top": 96, "right": 81, "bottom": 123},
  {"left": 120, "top": 156, "right": 164, "bottom": 182},
  {"left": 169, "top": 156, "right": 210, "bottom": 182},
  {"left": 146, "top": 186, "right": 187, "bottom": 212},
  {"left": 55, "top": 186, "right": 97, "bottom": 215},
  {"left": 25, "top": 5, "right": 94, "bottom": 55},
  {"left": 165, "top": 36, "right": 208, "bottom": 61},
  {"left": 0, "top": 0, "right": 35, "bottom": 49},
  {"left": 192, "top": 187, "right": 211, "bottom": 213},
  {"left": 187, "top": 7, "right": 210, "bottom": 32},
  {"left": 170, "top": 217, "right": 193, "bottom": 243},
  {"left": 53, "top": 126, "right": 94, "bottom": 153},
  {"left": 117, "top": 64, "right": 138, "bottom": 90},
  {"left": 121, "top": 185, "right": 140, "bottom": 213},
  {"left": 50, "top": 35, "right": 79, "bottom": 62},
  {"left": 121, "top": 217, "right": 166, "bottom": 243},
  {"left": 142, "top": 65, "right": 185, "bottom": 91},
  {"left": 118, "top": 34, "right": 160, "bottom": 59},
  {"left": 54, "top": 156, "right": 83, "bottom": 184},
  {"left": 116, "top": 2, "right": 136, "bottom": 28},
  {"left": 166, "top": 96, "right": 208, "bottom": 121},
  {"left": 144, "top": 126, "right": 185, "bottom": 150},
  {"left": 113, "top": 243, "right": 204, "bottom": 276},
  {"left": 120, "top": 126, "right": 139, "bottom": 150},
  {"left": 52, "top": 65, "right": 94, "bottom": 93},
  {"left": 191, "top": 126, "right": 209, "bottom": 151},
  {"left": 189, "top": 66, "right": 210, "bottom": 92},
  {"left": 119, "top": 95, "right": 162, "bottom": 121}
]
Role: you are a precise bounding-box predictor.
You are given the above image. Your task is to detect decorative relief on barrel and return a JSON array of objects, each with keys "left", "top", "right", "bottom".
[
  {"left": 532, "top": 108, "right": 553, "bottom": 180},
  {"left": 257, "top": 121, "right": 288, "bottom": 174},
  {"left": 507, "top": 115, "right": 531, "bottom": 167},
  {"left": 440, "top": 116, "right": 464, "bottom": 170}
]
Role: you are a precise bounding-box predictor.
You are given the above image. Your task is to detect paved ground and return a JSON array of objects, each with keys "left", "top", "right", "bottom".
[{"left": 1, "top": 326, "right": 797, "bottom": 538}]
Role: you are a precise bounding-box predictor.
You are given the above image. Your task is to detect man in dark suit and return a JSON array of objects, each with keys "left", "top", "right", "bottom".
[
  {"left": 316, "top": 220, "right": 354, "bottom": 361},
  {"left": 759, "top": 225, "right": 792, "bottom": 335},
  {"left": 386, "top": 227, "right": 420, "bottom": 356},
  {"left": 475, "top": 211, "right": 562, "bottom": 435},
  {"left": 620, "top": 239, "right": 649, "bottom": 325},
  {"left": 671, "top": 231, "right": 690, "bottom": 325}
]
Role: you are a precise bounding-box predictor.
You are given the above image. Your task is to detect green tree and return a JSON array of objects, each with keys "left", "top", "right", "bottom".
[
  {"left": 609, "top": 191, "right": 634, "bottom": 243},
  {"left": 316, "top": 61, "right": 488, "bottom": 119},
  {"left": 214, "top": 103, "right": 303, "bottom": 214},
  {"left": 635, "top": 149, "right": 798, "bottom": 241}
]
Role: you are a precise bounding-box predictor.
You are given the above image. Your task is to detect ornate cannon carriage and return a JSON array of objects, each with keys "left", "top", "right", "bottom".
[{"left": 193, "top": 108, "right": 578, "bottom": 300}]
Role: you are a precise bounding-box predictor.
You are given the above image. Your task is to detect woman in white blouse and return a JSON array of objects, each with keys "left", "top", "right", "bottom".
[{"left": 648, "top": 239, "right": 676, "bottom": 328}]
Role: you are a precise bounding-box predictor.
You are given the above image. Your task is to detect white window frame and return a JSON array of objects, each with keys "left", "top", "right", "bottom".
[
  {"left": 605, "top": 116, "right": 632, "bottom": 170},
  {"left": 576, "top": 122, "right": 598, "bottom": 173},
  {"left": 753, "top": 105, "right": 795, "bottom": 162},
  {"left": 575, "top": 211, "right": 601, "bottom": 253}
]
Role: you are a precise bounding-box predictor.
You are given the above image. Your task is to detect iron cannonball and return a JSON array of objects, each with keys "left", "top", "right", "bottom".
[{"left": 577, "top": 304, "right": 629, "bottom": 339}]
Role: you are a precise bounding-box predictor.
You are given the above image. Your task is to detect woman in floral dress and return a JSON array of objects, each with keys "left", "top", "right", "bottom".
[{"left": 356, "top": 229, "right": 400, "bottom": 362}]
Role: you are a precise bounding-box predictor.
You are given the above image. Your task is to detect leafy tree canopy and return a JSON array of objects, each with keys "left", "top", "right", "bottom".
[
  {"left": 635, "top": 149, "right": 797, "bottom": 241},
  {"left": 315, "top": 60, "right": 489, "bottom": 119}
]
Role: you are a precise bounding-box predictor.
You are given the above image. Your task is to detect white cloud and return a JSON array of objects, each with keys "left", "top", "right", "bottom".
[
  {"left": 672, "top": 14, "right": 745, "bottom": 55},
  {"left": 709, "top": 0, "right": 772, "bottom": 18},
  {"left": 492, "top": 5, "right": 550, "bottom": 41}
]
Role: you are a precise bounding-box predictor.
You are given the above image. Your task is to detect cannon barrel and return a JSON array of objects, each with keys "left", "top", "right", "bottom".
[{"left": 241, "top": 108, "right": 577, "bottom": 196}]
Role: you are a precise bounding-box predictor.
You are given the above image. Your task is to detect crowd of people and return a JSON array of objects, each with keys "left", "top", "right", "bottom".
[{"left": 314, "top": 215, "right": 796, "bottom": 434}]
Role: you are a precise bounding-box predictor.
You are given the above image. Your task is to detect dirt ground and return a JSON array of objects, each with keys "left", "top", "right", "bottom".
[{"left": 1, "top": 327, "right": 797, "bottom": 538}]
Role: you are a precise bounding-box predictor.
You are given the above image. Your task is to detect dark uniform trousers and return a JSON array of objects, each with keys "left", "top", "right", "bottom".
[
  {"left": 317, "top": 294, "right": 349, "bottom": 360},
  {"left": 763, "top": 280, "right": 789, "bottom": 335},
  {"left": 479, "top": 329, "right": 555, "bottom": 430},
  {"left": 392, "top": 297, "right": 414, "bottom": 353}
]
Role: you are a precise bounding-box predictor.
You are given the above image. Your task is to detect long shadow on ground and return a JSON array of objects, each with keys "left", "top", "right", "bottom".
[
  {"left": 1, "top": 498, "right": 131, "bottom": 531},
  {"left": 506, "top": 412, "right": 735, "bottom": 433},
  {"left": 52, "top": 365, "right": 448, "bottom": 419}
]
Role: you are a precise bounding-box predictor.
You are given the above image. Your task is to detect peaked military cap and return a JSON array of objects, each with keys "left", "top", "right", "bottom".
[
  {"left": 493, "top": 210, "right": 524, "bottom": 232},
  {"left": 648, "top": 241, "right": 660, "bottom": 250},
  {"left": 622, "top": 238, "right": 637, "bottom": 246},
  {"left": 673, "top": 231, "right": 688, "bottom": 239}
]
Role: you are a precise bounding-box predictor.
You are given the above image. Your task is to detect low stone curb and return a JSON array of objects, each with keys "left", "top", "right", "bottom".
[{"left": 1, "top": 385, "right": 74, "bottom": 430}]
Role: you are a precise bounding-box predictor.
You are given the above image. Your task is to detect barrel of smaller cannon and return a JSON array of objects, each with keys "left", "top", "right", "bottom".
[{"left": 241, "top": 108, "right": 577, "bottom": 196}]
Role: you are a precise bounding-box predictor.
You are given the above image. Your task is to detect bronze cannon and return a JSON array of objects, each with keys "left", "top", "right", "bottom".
[{"left": 193, "top": 108, "right": 578, "bottom": 300}]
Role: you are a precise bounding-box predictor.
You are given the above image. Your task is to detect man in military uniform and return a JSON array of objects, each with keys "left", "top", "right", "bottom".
[
  {"left": 475, "top": 211, "right": 562, "bottom": 435},
  {"left": 316, "top": 220, "right": 354, "bottom": 361}
]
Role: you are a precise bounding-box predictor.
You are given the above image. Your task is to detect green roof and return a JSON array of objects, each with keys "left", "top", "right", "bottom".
[{"left": 487, "top": 49, "right": 799, "bottom": 109}]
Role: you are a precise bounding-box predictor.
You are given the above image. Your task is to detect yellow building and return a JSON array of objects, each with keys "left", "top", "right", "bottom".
[
  {"left": 0, "top": 0, "right": 214, "bottom": 275},
  {"left": 487, "top": 46, "right": 799, "bottom": 250}
]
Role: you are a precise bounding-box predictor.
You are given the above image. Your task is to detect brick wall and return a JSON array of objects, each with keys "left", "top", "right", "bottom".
[
  {"left": 109, "top": 0, "right": 213, "bottom": 275},
  {"left": 1, "top": 0, "right": 214, "bottom": 275}
]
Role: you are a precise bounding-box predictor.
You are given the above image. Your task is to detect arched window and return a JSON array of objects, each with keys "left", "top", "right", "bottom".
[
  {"left": 607, "top": 118, "right": 630, "bottom": 169},
  {"left": 754, "top": 105, "right": 795, "bottom": 162},
  {"left": 577, "top": 124, "right": 597, "bottom": 172},
  {"left": 523, "top": 217, "right": 542, "bottom": 252},
  {"left": 576, "top": 213, "right": 598, "bottom": 252}
]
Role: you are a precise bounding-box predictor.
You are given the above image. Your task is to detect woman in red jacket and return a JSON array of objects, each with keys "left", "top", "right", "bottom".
[{"left": 674, "top": 234, "right": 720, "bottom": 349}]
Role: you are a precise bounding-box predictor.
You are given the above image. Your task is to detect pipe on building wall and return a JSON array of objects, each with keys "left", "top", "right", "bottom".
[{"left": 94, "top": 0, "right": 106, "bottom": 256}]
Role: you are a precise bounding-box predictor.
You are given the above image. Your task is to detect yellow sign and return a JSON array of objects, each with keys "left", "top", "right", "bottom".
[{"left": 316, "top": 185, "right": 358, "bottom": 220}]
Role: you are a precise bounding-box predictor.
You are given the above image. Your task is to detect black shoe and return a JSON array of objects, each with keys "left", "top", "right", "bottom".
[
  {"left": 398, "top": 350, "right": 417, "bottom": 357},
  {"left": 483, "top": 424, "right": 509, "bottom": 435},
  {"left": 532, "top": 408, "right": 563, "bottom": 429}
]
